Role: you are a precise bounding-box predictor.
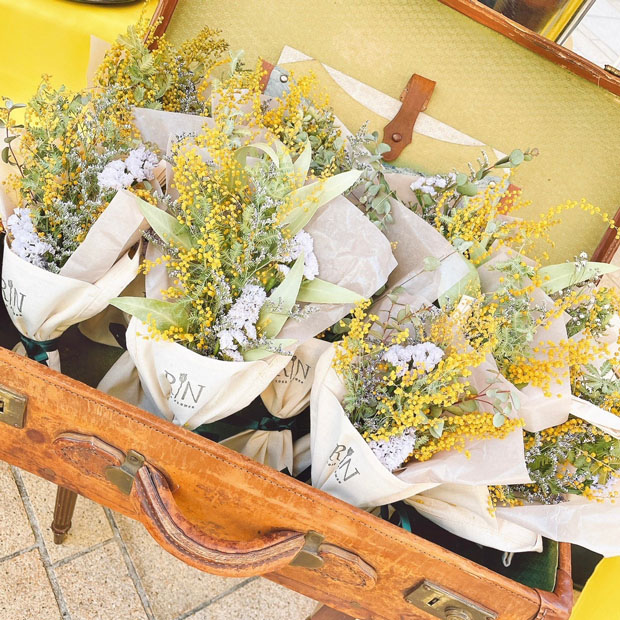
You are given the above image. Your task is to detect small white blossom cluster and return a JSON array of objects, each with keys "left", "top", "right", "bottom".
[
  {"left": 368, "top": 428, "right": 417, "bottom": 472},
  {"left": 216, "top": 283, "right": 267, "bottom": 361},
  {"left": 277, "top": 229, "right": 319, "bottom": 280},
  {"left": 410, "top": 173, "right": 456, "bottom": 197},
  {"left": 383, "top": 342, "right": 444, "bottom": 376},
  {"left": 6, "top": 208, "right": 54, "bottom": 269},
  {"left": 97, "top": 147, "right": 158, "bottom": 192}
]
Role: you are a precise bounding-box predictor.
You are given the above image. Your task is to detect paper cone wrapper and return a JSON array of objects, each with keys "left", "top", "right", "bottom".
[
  {"left": 404, "top": 485, "right": 543, "bottom": 553},
  {"left": 221, "top": 429, "right": 294, "bottom": 474},
  {"left": 118, "top": 317, "right": 290, "bottom": 429},
  {"left": 494, "top": 396, "right": 620, "bottom": 556},
  {"left": 2, "top": 239, "right": 140, "bottom": 371},
  {"left": 261, "top": 338, "right": 331, "bottom": 419}
]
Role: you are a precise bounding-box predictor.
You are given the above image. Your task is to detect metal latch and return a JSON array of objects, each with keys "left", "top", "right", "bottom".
[
  {"left": 0, "top": 384, "right": 27, "bottom": 428},
  {"left": 289, "top": 531, "right": 325, "bottom": 569},
  {"left": 105, "top": 450, "right": 145, "bottom": 495},
  {"left": 405, "top": 581, "right": 497, "bottom": 620}
]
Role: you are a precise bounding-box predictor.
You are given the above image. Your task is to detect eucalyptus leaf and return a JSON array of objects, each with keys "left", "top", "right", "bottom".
[
  {"left": 292, "top": 141, "right": 312, "bottom": 184},
  {"left": 439, "top": 256, "right": 480, "bottom": 307},
  {"left": 257, "top": 254, "right": 305, "bottom": 338},
  {"left": 423, "top": 256, "right": 441, "bottom": 272},
  {"left": 296, "top": 278, "right": 363, "bottom": 304},
  {"left": 137, "top": 197, "right": 194, "bottom": 250},
  {"left": 235, "top": 143, "right": 279, "bottom": 168},
  {"left": 281, "top": 169, "right": 361, "bottom": 235},
  {"left": 456, "top": 181, "right": 478, "bottom": 197},
  {"left": 430, "top": 419, "right": 445, "bottom": 439},
  {"left": 110, "top": 297, "right": 190, "bottom": 331},
  {"left": 493, "top": 413, "right": 506, "bottom": 428},
  {"left": 539, "top": 261, "right": 618, "bottom": 295},
  {"left": 509, "top": 149, "right": 524, "bottom": 166}
]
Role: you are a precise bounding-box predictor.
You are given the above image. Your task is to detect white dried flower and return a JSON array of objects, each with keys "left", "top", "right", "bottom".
[
  {"left": 217, "top": 283, "right": 267, "bottom": 360},
  {"left": 383, "top": 342, "right": 444, "bottom": 375},
  {"left": 124, "top": 146, "right": 158, "bottom": 183},
  {"left": 368, "top": 428, "right": 417, "bottom": 472},
  {"left": 6, "top": 208, "right": 54, "bottom": 269},
  {"left": 97, "top": 159, "right": 134, "bottom": 191},
  {"left": 277, "top": 229, "right": 319, "bottom": 280},
  {"left": 98, "top": 147, "right": 158, "bottom": 191}
]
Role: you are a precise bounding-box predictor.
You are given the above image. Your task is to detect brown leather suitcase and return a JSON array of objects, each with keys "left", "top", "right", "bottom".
[{"left": 2, "top": 0, "right": 620, "bottom": 618}]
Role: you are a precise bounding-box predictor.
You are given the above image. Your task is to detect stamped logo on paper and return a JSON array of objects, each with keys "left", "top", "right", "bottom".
[
  {"left": 164, "top": 371, "right": 207, "bottom": 409},
  {"left": 328, "top": 444, "right": 361, "bottom": 484},
  {"left": 1, "top": 279, "right": 26, "bottom": 318},
  {"left": 274, "top": 355, "right": 312, "bottom": 386}
]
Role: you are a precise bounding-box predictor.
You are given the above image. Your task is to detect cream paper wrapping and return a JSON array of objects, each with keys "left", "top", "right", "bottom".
[
  {"left": 495, "top": 396, "right": 620, "bottom": 557},
  {"left": 3, "top": 239, "right": 141, "bottom": 371},
  {"left": 404, "top": 485, "right": 543, "bottom": 553},
  {"left": 121, "top": 317, "right": 290, "bottom": 429},
  {"left": 477, "top": 249, "right": 572, "bottom": 432},
  {"left": 260, "top": 338, "right": 331, "bottom": 419},
  {"left": 310, "top": 346, "right": 530, "bottom": 509},
  {"left": 220, "top": 429, "right": 293, "bottom": 474}
]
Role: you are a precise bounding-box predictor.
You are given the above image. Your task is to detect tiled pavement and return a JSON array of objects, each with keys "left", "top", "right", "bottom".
[{"left": 0, "top": 461, "right": 317, "bottom": 620}]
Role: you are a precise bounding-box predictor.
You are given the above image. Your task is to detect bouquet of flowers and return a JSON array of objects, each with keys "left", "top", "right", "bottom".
[
  {"left": 99, "top": 122, "right": 395, "bottom": 435},
  {"left": 0, "top": 81, "right": 153, "bottom": 369}
]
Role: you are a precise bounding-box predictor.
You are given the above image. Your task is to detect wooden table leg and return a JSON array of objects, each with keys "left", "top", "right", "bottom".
[
  {"left": 51, "top": 486, "right": 78, "bottom": 544},
  {"left": 308, "top": 605, "right": 357, "bottom": 619}
]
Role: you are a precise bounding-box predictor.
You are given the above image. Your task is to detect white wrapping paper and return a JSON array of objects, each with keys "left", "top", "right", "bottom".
[
  {"left": 260, "top": 338, "right": 331, "bottom": 419},
  {"left": 404, "top": 485, "right": 543, "bottom": 553},
  {"left": 118, "top": 317, "right": 290, "bottom": 429},
  {"left": 3, "top": 238, "right": 140, "bottom": 371}
]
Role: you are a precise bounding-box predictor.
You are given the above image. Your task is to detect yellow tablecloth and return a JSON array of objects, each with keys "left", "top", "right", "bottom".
[
  {"left": 571, "top": 557, "right": 620, "bottom": 619},
  {"left": 0, "top": 0, "right": 147, "bottom": 103}
]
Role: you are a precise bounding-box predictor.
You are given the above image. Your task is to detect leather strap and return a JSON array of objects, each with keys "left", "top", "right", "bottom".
[
  {"left": 533, "top": 543, "right": 573, "bottom": 620},
  {"left": 382, "top": 74, "right": 436, "bottom": 162}
]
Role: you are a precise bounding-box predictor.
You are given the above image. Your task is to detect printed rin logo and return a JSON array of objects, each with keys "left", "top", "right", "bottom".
[
  {"left": 328, "top": 444, "right": 361, "bottom": 483},
  {"left": 164, "top": 371, "right": 206, "bottom": 409},
  {"left": 275, "top": 355, "right": 311, "bottom": 385},
  {"left": 1, "top": 279, "right": 25, "bottom": 317}
]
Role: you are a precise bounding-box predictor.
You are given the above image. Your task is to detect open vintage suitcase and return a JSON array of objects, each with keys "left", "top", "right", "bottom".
[{"left": 2, "top": 0, "right": 620, "bottom": 618}]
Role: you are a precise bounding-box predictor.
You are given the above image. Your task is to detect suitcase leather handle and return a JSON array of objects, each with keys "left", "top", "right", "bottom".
[
  {"left": 53, "top": 432, "right": 377, "bottom": 585},
  {"left": 134, "top": 462, "right": 306, "bottom": 576}
]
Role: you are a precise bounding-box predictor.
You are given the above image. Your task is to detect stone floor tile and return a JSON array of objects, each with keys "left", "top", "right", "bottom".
[
  {"left": 114, "top": 513, "right": 243, "bottom": 620},
  {"left": 56, "top": 542, "right": 147, "bottom": 620},
  {"left": 0, "top": 462, "right": 35, "bottom": 558},
  {"left": 0, "top": 549, "right": 61, "bottom": 619},
  {"left": 19, "top": 469, "right": 113, "bottom": 563},
  {"left": 190, "top": 578, "right": 317, "bottom": 620}
]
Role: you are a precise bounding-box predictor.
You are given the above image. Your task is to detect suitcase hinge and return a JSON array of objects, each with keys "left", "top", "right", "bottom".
[
  {"left": 0, "top": 384, "right": 27, "bottom": 428},
  {"left": 290, "top": 531, "right": 325, "bottom": 569},
  {"left": 105, "top": 450, "right": 145, "bottom": 495}
]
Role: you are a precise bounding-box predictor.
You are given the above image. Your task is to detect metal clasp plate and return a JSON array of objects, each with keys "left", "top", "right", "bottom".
[
  {"left": 105, "top": 450, "right": 145, "bottom": 495},
  {"left": 0, "top": 384, "right": 27, "bottom": 428},
  {"left": 290, "top": 531, "right": 325, "bottom": 569},
  {"left": 405, "top": 580, "right": 497, "bottom": 620}
]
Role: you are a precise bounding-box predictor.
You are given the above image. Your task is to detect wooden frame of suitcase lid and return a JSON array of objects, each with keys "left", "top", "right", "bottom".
[{"left": 0, "top": 349, "right": 571, "bottom": 619}]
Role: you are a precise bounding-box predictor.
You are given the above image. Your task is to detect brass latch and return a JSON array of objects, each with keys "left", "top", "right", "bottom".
[
  {"left": 0, "top": 384, "right": 27, "bottom": 428},
  {"left": 105, "top": 450, "right": 145, "bottom": 495},
  {"left": 290, "top": 531, "right": 325, "bottom": 569},
  {"left": 405, "top": 580, "right": 497, "bottom": 620}
]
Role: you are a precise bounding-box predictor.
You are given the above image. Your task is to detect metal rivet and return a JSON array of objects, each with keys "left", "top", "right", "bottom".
[
  {"left": 392, "top": 132, "right": 402, "bottom": 142},
  {"left": 280, "top": 74, "right": 289, "bottom": 83}
]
